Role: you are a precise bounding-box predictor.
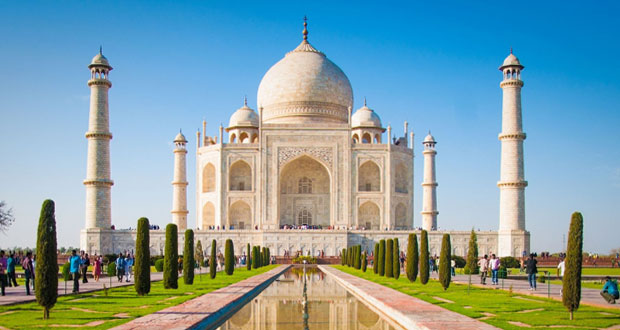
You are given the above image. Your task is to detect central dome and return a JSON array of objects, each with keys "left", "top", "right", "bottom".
[{"left": 257, "top": 36, "right": 353, "bottom": 124}]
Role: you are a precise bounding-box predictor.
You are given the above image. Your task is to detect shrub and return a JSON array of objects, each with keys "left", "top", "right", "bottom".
[
  {"left": 35, "top": 199, "right": 58, "bottom": 320},
  {"left": 386, "top": 239, "right": 394, "bottom": 278},
  {"left": 247, "top": 243, "right": 251, "bottom": 270},
  {"left": 108, "top": 262, "right": 117, "bottom": 276},
  {"left": 135, "top": 217, "right": 151, "bottom": 295},
  {"left": 183, "top": 230, "right": 195, "bottom": 284},
  {"left": 373, "top": 243, "right": 379, "bottom": 274},
  {"left": 195, "top": 240, "right": 204, "bottom": 269},
  {"left": 361, "top": 251, "right": 367, "bottom": 272},
  {"left": 252, "top": 246, "right": 259, "bottom": 269},
  {"left": 378, "top": 240, "right": 386, "bottom": 276},
  {"left": 347, "top": 247, "right": 352, "bottom": 267},
  {"left": 563, "top": 212, "right": 583, "bottom": 321},
  {"left": 262, "top": 247, "right": 268, "bottom": 266},
  {"left": 451, "top": 255, "right": 466, "bottom": 268},
  {"left": 500, "top": 256, "right": 519, "bottom": 269},
  {"left": 464, "top": 229, "right": 479, "bottom": 275},
  {"left": 354, "top": 245, "right": 361, "bottom": 269},
  {"left": 393, "top": 238, "right": 400, "bottom": 280},
  {"left": 104, "top": 254, "right": 117, "bottom": 264},
  {"left": 267, "top": 247, "right": 271, "bottom": 265},
  {"left": 62, "top": 262, "right": 71, "bottom": 281},
  {"left": 209, "top": 240, "right": 217, "bottom": 279},
  {"left": 341, "top": 248, "right": 346, "bottom": 266},
  {"left": 292, "top": 256, "right": 317, "bottom": 264},
  {"left": 154, "top": 259, "right": 164, "bottom": 272},
  {"left": 420, "top": 230, "right": 430, "bottom": 284},
  {"left": 225, "top": 239, "right": 234, "bottom": 275},
  {"left": 439, "top": 234, "right": 451, "bottom": 290},
  {"left": 406, "top": 234, "right": 418, "bottom": 282},
  {"left": 150, "top": 256, "right": 164, "bottom": 266},
  {"left": 163, "top": 224, "right": 178, "bottom": 289}
]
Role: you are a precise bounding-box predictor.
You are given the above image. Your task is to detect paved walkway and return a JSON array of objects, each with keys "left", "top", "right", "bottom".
[
  {"left": 320, "top": 265, "right": 498, "bottom": 330},
  {"left": 111, "top": 265, "right": 290, "bottom": 330},
  {"left": 0, "top": 273, "right": 164, "bottom": 306},
  {"left": 431, "top": 273, "right": 620, "bottom": 310}
]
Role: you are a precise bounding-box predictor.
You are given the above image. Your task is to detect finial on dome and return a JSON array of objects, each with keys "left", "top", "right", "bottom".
[
  {"left": 303, "top": 16, "right": 308, "bottom": 41},
  {"left": 364, "top": 97, "right": 367, "bottom": 107},
  {"left": 244, "top": 95, "right": 247, "bottom": 107},
  {"left": 510, "top": 47, "right": 513, "bottom": 54},
  {"left": 99, "top": 45, "right": 102, "bottom": 54}
]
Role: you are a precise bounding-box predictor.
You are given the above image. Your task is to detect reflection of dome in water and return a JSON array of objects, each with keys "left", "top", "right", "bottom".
[{"left": 257, "top": 21, "right": 353, "bottom": 124}]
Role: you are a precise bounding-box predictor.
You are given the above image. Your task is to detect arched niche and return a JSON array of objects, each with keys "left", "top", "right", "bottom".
[
  {"left": 229, "top": 200, "right": 250, "bottom": 229},
  {"left": 202, "top": 202, "right": 215, "bottom": 229},
  {"left": 358, "top": 160, "right": 380, "bottom": 192},
  {"left": 229, "top": 160, "right": 252, "bottom": 191},
  {"left": 202, "top": 163, "right": 216, "bottom": 192},
  {"left": 359, "top": 201, "right": 380, "bottom": 230},
  {"left": 395, "top": 203, "right": 408, "bottom": 229}
]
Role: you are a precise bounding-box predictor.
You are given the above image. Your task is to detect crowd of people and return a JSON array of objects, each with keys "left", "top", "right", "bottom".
[{"left": 0, "top": 250, "right": 35, "bottom": 296}]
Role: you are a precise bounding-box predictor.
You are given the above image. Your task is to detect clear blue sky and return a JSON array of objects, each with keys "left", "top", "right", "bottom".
[{"left": 1, "top": 1, "right": 618, "bottom": 254}]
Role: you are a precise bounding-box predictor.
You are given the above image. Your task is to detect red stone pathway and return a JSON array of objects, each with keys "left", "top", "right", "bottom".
[
  {"left": 111, "top": 265, "right": 290, "bottom": 330},
  {"left": 319, "top": 265, "right": 499, "bottom": 330}
]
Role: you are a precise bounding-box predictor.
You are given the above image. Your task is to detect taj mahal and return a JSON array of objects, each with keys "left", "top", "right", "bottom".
[{"left": 80, "top": 21, "right": 529, "bottom": 258}]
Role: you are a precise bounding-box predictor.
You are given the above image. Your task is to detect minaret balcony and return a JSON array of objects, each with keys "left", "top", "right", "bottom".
[
  {"left": 87, "top": 79, "right": 112, "bottom": 87},
  {"left": 498, "top": 132, "right": 526, "bottom": 141},
  {"left": 497, "top": 181, "right": 528, "bottom": 188}
]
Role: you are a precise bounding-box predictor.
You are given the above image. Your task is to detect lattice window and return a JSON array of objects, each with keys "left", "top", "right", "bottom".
[
  {"left": 298, "top": 208, "right": 312, "bottom": 225},
  {"left": 298, "top": 177, "right": 312, "bottom": 194}
]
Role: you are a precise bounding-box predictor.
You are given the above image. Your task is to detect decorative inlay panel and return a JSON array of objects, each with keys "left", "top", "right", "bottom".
[{"left": 278, "top": 147, "right": 333, "bottom": 168}]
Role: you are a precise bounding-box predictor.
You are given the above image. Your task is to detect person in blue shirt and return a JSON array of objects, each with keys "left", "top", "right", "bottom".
[
  {"left": 116, "top": 253, "right": 125, "bottom": 283},
  {"left": 69, "top": 250, "right": 82, "bottom": 293},
  {"left": 7, "top": 253, "right": 18, "bottom": 287},
  {"left": 601, "top": 276, "right": 619, "bottom": 304}
]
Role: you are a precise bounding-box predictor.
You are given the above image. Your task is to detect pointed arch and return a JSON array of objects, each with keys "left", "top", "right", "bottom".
[
  {"left": 395, "top": 161, "right": 408, "bottom": 193},
  {"left": 251, "top": 133, "right": 258, "bottom": 143},
  {"left": 239, "top": 131, "right": 249, "bottom": 143},
  {"left": 352, "top": 133, "right": 359, "bottom": 144},
  {"left": 362, "top": 132, "right": 372, "bottom": 144},
  {"left": 229, "top": 160, "right": 252, "bottom": 191},
  {"left": 202, "top": 202, "right": 215, "bottom": 229},
  {"left": 395, "top": 203, "right": 408, "bottom": 229},
  {"left": 229, "top": 200, "right": 251, "bottom": 229},
  {"left": 359, "top": 201, "right": 380, "bottom": 230},
  {"left": 358, "top": 160, "right": 380, "bottom": 192},
  {"left": 202, "top": 163, "right": 216, "bottom": 192},
  {"left": 374, "top": 134, "right": 381, "bottom": 144},
  {"left": 229, "top": 133, "right": 237, "bottom": 143}
]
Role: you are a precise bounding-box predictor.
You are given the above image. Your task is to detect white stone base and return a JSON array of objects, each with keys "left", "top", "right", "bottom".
[{"left": 81, "top": 229, "right": 527, "bottom": 257}]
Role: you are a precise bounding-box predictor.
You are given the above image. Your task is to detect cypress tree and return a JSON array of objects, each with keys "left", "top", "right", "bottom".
[
  {"left": 464, "top": 229, "right": 479, "bottom": 274},
  {"left": 209, "top": 240, "right": 216, "bottom": 279},
  {"left": 361, "top": 251, "right": 368, "bottom": 272},
  {"left": 439, "top": 234, "right": 452, "bottom": 290},
  {"left": 420, "top": 230, "right": 430, "bottom": 284},
  {"left": 195, "top": 240, "right": 204, "bottom": 269},
  {"left": 35, "top": 199, "right": 58, "bottom": 319},
  {"left": 393, "top": 238, "right": 400, "bottom": 279},
  {"left": 353, "top": 246, "right": 359, "bottom": 269},
  {"left": 135, "top": 217, "right": 151, "bottom": 295},
  {"left": 252, "top": 246, "right": 259, "bottom": 269},
  {"left": 183, "top": 230, "right": 195, "bottom": 284},
  {"left": 262, "top": 247, "right": 267, "bottom": 266},
  {"left": 357, "top": 246, "right": 363, "bottom": 269},
  {"left": 378, "top": 240, "right": 386, "bottom": 276},
  {"left": 386, "top": 239, "right": 394, "bottom": 278},
  {"left": 341, "top": 248, "right": 346, "bottom": 266},
  {"left": 563, "top": 212, "right": 584, "bottom": 321},
  {"left": 406, "top": 234, "right": 418, "bottom": 282},
  {"left": 373, "top": 243, "right": 379, "bottom": 274},
  {"left": 266, "top": 247, "right": 271, "bottom": 265},
  {"left": 163, "top": 224, "right": 179, "bottom": 289},
  {"left": 225, "top": 239, "right": 234, "bottom": 275},
  {"left": 247, "top": 243, "right": 252, "bottom": 270}
]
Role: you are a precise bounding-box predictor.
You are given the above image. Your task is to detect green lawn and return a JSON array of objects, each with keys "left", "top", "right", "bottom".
[
  {"left": 333, "top": 265, "right": 620, "bottom": 330},
  {"left": 0, "top": 265, "right": 277, "bottom": 330},
  {"left": 453, "top": 267, "right": 620, "bottom": 276}
]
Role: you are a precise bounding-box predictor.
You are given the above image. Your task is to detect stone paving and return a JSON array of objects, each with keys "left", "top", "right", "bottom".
[
  {"left": 319, "top": 265, "right": 499, "bottom": 330},
  {"left": 111, "top": 265, "right": 290, "bottom": 330},
  {"left": 441, "top": 273, "right": 620, "bottom": 310},
  {"left": 0, "top": 273, "right": 164, "bottom": 306}
]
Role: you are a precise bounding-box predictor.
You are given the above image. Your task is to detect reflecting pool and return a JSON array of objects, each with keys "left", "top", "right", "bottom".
[{"left": 216, "top": 266, "right": 402, "bottom": 329}]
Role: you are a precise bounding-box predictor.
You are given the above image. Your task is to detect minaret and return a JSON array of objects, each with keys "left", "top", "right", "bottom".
[
  {"left": 498, "top": 50, "right": 528, "bottom": 257},
  {"left": 172, "top": 131, "right": 189, "bottom": 231},
  {"left": 84, "top": 48, "right": 113, "bottom": 229},
  {"left": 421, "top": 132, "right": 438, "bottom": 231}
]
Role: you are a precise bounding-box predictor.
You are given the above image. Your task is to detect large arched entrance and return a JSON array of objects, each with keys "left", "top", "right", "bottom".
[
  {"left": 229, "top": 201, "right": 251, "bottom": 229},
  {"left": 279, "top": 155, "right": 330, "bottom": 227},
  {"left": 358, "top": 201, "right": 380, "bottom": 230}
]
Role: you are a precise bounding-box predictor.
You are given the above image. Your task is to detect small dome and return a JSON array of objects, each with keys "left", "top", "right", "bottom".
[
  {"left": 423, "top": 132, "right": 436, "bottom": 143},
  {"left": 174, "top": 131, "right": 187, "bottom": 143},
  {"left": 351, "top": 102, "right": 382, "bottom": 129},
  {"left": 499, "top": 52, "right": 524, "bottom": 70},
  {"left": 228, "top": 101, "right": 259, "bottom": 128},
  {"left": 89, "top": 50, "right": 111, "bottom": 68}
]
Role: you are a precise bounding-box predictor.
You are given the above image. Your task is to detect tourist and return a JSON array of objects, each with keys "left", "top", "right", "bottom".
[
  {"left": 115, "top": 253, "right": 125, "bottom": 282},
  {"left": 81, "top": 253, "right": 90, "bottom": 284},
  {"left": 69, "top": 250, "right": 82, "bottom": 293},
  {"left": 178, "top": 256, "right": 183, "bottom": 275},
  {"left": 525, "top": 253, "right": 538, "bottom": 291},
  {"left": 489, "top": 254, "right": 500, "bottom": 285},
  {"left": 93, "top": 255, "right": 102, "bottom": 282},
  {"left": 600, "top": 276, "right": 619, "bottom": 304},
  {"left": 125, "top": 253, "right": 133, "bottom": 282},
  {"left": 478, "top": 255, "right": 488, "bottom": 285},
  {"left": 451, "top": 258, "right": 456, "bottom": 277},
  {"left": 7, "top": 253, "right": 18, "bottom": 287},
  {"left": 557, "top": 258, "right": 565, "bottom": 278},
  {"left": 22, "top": 252, "right": 34, "bottom": 295},
  {"left": 429, "top": 257, "right": 435, "bottom": 274},
  {"left": 31, "top": 255, "right": 36, "bottom": 292},
  {"left": 0, "top": 250, "right": 6, "bottom": 296}
]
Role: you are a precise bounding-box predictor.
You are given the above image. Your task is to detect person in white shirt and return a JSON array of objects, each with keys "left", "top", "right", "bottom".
[
  {"left": 557, "top": 258, "right": 566, "bottom": 296},
  {"left": 489, "top": 254, "right": 501, "bottom": 285},
  {"left": 478, "top": 255, "right": 489, "bottom": 285}
]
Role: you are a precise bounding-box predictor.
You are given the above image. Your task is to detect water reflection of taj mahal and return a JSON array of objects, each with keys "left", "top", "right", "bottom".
[{"left": 81, "top": 20, "right": 529, "bottom": 257}]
